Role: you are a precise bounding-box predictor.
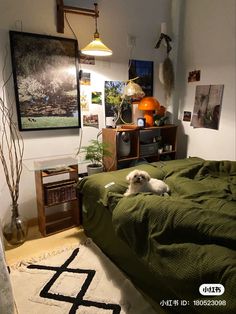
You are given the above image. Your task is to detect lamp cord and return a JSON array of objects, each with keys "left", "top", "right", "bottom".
[
  {"left": 64, "top": 13, "right": 84, "bottom": 161},
  {"left": 65, "top": 13, "right": 78, "bottom": 41}
]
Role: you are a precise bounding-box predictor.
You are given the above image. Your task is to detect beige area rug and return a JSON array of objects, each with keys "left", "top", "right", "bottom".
[{"left": 10, "top": 238, "right": 156, "bottom": 314}]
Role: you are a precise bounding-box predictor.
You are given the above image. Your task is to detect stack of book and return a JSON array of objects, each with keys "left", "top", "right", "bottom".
[{"left": 44, "top": 179, "right": 77, "bottom": 206}]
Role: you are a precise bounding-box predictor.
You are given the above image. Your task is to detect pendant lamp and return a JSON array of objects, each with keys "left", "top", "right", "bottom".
[
  {"left": 56, "top": 1, "right": 112, "bottom": 57},
  {"left": 81, "top": 4, "right": 112, "bottom": 57}
]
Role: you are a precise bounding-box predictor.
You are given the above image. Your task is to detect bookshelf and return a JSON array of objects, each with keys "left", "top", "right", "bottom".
[{"left": 34, "top": 157, "right": 80, "bottom": 236}]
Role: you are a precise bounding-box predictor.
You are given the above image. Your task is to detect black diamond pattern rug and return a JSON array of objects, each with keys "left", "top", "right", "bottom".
[{"left": 10, "top": 239, "right": 156, "bottom": 314}]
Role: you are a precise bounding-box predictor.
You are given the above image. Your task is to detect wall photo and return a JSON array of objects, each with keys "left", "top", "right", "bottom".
[
  {"left": 10, "top": 31, "right": 81, "bottom": 131},
  {"left": 129, "top": 59, "right": 153, "bottom": 97},
  {"left": 104, "top": 81, "right": 131, "bottom": 124},
  {"left": 191, "top": 85, "right": 224, "bottom": 130}
]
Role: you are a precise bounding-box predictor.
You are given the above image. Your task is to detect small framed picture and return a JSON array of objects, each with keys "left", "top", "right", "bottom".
[
  {"left": 137, "top": 117, "right": 146, "bottom": 128},
  {"left": 183, "top": 111, "right": 192, "bottom": 122}
]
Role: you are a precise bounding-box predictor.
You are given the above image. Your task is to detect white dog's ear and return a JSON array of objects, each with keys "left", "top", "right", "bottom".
[
  {"left": 126, "top": 172, "right": 132, "bottom": 181},
  {"left": 126, "top": 170, "right": 136, "bottom": 182},
  {"left": 143, "top": 171, "right": 151, "bottom": 181}
]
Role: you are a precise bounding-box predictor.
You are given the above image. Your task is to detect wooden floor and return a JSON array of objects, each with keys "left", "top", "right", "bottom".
[{"left": 5, "top": 225, "right": 86, "bottom": 265}]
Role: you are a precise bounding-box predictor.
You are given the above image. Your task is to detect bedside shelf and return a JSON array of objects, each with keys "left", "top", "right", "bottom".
[
  {"left": 34, "top": 159, "right": 80, "bottom": 236},
  {"left": 102, "top": 124, "right": 178, "bottom": 171}
]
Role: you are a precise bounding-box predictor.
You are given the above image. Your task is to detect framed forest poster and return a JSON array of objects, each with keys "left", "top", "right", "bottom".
[{"left": 10, "top": 31, "right": 81, "bottom": 131}]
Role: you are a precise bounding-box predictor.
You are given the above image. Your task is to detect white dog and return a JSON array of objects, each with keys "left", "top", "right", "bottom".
[{"left": 124, "top": 169, "right": 170, "bottom": 196}]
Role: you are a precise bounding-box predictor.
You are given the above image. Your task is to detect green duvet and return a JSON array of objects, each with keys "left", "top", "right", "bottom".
[{"left": 78, "top": 158, "right": 236, "bottom": 313}]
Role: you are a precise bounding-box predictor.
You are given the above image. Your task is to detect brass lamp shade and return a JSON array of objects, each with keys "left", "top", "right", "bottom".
[
  {"left": 138, "top": 97, "right": 160, "bottom": 127},
  {"left": 81, "top": 32, "right": 112, "bottom": 56}
]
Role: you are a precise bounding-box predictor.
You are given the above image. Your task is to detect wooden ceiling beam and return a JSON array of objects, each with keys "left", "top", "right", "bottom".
[{"left": 56, "top": 0, "right": 99, "bottom": 34}]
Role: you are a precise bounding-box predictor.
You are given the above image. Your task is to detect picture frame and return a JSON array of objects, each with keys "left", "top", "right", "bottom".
[
  {"left": 191, "top": 85, "right": 224, "bottom": 130},
  {"left": 104, "top": 80, "right": 132, "bottom": 124},
  {"left": 129, "top": 59, "right": 153, "bottom": 97},
  {"left": 10, "top": 31, "right": 81, "bottom": 131}
]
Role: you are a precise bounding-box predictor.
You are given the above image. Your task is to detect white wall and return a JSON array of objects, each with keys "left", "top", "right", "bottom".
[
  {"left": 0, "top": 0, "right": 172, "bottom": 222},
  {"left": 175, "top": 0, "right": 236, "bottom": 160}
]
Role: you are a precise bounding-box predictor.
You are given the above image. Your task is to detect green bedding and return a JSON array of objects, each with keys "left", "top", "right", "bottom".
[{"left": 78, "top": 158, "right": 236, "bottom": 313}]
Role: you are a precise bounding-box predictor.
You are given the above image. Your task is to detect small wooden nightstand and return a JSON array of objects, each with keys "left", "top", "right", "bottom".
[{"left": 33, "top": 157, "right": 80, "bottom": 236}]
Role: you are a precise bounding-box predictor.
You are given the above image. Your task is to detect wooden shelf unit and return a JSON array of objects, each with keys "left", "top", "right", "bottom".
[
  {"left": 35, "top": 163, "right": 80, "bottom": 236},
  {"left": 102, "top": 124, "right": 178, "bottom": 171}
]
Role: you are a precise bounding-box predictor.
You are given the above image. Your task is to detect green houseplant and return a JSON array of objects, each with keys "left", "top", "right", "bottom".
[{"left": 81, "top": 139, "right": 111, "bottom": 175}]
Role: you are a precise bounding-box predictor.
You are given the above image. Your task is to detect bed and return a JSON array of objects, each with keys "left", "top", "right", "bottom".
[{"left": 77, "top": 157, "right": 236, "bottom": 313}]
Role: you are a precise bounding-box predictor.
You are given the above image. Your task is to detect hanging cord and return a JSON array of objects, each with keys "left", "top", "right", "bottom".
[
  {"left": 114, "top": 38, "right": 143, "bottom": 126},
  {"left": 64, "top": 12, "right": 81, "bottom": 73},
  {"left": 65, "top": 13, "right": 84, "bottom": 158},
  {"left": 94, "top": 7, "right": 99, "bottom": 37},
  {"left": 65, "top": 13, "right": 78, "bottom": 41}
]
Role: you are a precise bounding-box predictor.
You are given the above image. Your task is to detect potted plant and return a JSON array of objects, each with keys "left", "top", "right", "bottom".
[{"left": 81, "top": 139, "right": 111, "bottom": 176}]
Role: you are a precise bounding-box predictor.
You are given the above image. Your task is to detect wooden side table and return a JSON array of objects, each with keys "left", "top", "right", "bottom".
[{"left": 33, "top": 157, "right": 80, "bottom": 236}]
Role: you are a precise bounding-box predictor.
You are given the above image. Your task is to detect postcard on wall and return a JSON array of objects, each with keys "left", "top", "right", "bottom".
[
  {"left": 80, "top": 90, "right": 90, "bottom": 111},
  {"left": 188, "top": 70, "right": 201, "bottom": 82},
  {"left": 183, "top": 111, "right": 192, "bottom": 122},
  {"left": 92, "top": 92, "right": 102, "bottom": 105},
  {"left": 80, "top": 72, "right": 91, "bottom": 86},
  {"left": 79, "top": 54, "right": 95, "bottom": 65},
  {"left": 83, "top": 114, "right": 99, "bottom": 128},
  {"left": 191, "top": 85, "right": 224, "bottom": 130}
]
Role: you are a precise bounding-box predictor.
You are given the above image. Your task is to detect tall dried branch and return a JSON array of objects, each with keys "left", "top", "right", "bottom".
[{"left": 0, "top": 97, "right": 24, "bottom": 208}]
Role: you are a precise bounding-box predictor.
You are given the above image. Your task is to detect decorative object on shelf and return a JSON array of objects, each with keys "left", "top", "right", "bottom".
[
  {"left": 123, "top": 80, "right": 145, "bottom": 99},
  {"left": 132, "top": 100, "right": 144, "bottom": 124},
  {"left": 156, "top": 105, "right": 166, "bottom": 117},
  {"left": 154, "top": 115, "right": 168, "bottom": 126},
  {"left": 0, "top": 97, "right": 28, "bottom": 245},
  {"left": 105, "top": 116, "right": 116, "bottom": 128},
  {"left": 138, "top": 97, "right": 160, "bottom": 127},
  {"left": 153, "top": 105, "right": 168, "bottom": 126},
  {"left": 105, "top": 79, "right": 144, "bottom": 127},
  {"left": 56, "top": 1, "right": 112, "bottom": 57},
  {"left": 137, "top": 117, "right": 146, "bottom": 128},
  {"left": 115, "top": 78, "right": 145, "bottom": 126},
  {"left": 80, "top": 139, "right": 111, "bottom": 175},
  {"left": 117, "top": 132, "right": 131, "bottom": 158}
]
